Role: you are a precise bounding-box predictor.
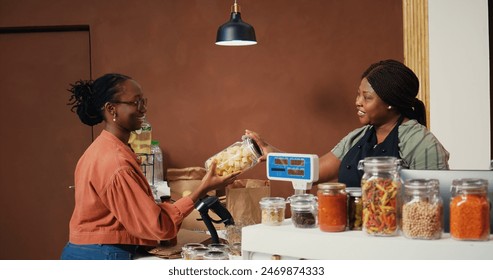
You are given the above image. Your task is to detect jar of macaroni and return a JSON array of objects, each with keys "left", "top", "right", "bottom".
[
  {"left": 317, "top": 183, "right": 347, "bottom": 232},
  {"left": 450, "top": 178, "right": 490, "bottom": 241},
  {"left": 205, "top": 136, "right": 262, "bottom": 176},
  {"left": 358, "top": 156, "right": 401, "bottom": 236},
  {"left": 259, "top": 197, "right": 286, "bottom": 226},
  {"left": 402, "top": 179, "right": 443, "bottom": 240}
]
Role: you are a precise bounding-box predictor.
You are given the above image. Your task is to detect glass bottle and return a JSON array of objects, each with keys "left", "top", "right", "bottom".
[
  {"left": 358, "top": 156, "right": 401, "bottom": 236},
  {"left": 317, "top": 183, "right": 347, "bottom": 232},
  {"left": 402, "top": 179, "right": 443, "bottom": 239},
  {"left": 450, "top": 178, "right": 490, "bottom": 241},
  {"left": 205, "top": 136, "right": 262, "bottom": 176}
]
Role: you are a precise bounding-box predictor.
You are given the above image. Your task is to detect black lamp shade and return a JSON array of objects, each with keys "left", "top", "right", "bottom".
[{"left": 216, "top": 12, "right": 257, "bottom": 46}]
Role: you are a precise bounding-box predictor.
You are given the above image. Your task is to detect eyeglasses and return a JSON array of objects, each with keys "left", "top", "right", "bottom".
[{"left": 112, "top": 98, "right": 147, "bottom": 110}]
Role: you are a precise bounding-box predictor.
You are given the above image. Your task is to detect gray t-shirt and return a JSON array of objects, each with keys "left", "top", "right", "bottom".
[{"left": 331, "top": 119, "right": 450, "bottom": 170}]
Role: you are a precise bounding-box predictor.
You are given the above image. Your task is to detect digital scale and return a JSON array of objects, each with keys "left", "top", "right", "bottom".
[{"left": 266, "top": 153, "right": 319, "bottom": 194}]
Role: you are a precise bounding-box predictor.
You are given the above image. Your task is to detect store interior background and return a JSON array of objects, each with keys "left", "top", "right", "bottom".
[{"left": 0, "top": 0, "right": 490, "bottom": 259}]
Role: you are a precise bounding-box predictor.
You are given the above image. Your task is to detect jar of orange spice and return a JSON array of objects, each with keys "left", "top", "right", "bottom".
[
  {"left": 450, "top": 178, "right": 490, "bottom": 241},
  {"left": 317, "top": 183, "right": 347, "bottom": 232}
]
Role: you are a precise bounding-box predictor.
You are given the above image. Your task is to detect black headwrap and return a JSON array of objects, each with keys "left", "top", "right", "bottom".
[{"left": 362, "top": 59, "right": 426, "bottom": 126}]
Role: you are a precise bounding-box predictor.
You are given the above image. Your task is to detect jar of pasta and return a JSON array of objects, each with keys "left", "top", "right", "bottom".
[
  {"left": 259, "top": 197, "right": 286, "bottom": 226},
  {"left": 205, "top": 136, "right": 262, "bottom": 176},
  {"left": 358, "top": 156, "right": 401, "bottom": 236},
  {"left": 346, "top": 188, "right": 363, "bottom": 230},
  {"left": 402, "top": 179, "right": 443, "bottom": 240},
  {"left": 450, "top": 178, "right": 490, "bottom": 241},
  {"left": 317, "top": 183, "right": 347, "bottom": 232}
]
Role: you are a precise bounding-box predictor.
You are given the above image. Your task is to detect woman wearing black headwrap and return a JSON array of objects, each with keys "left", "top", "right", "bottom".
[{"left": 246, "top": 59, "right": 449, "bottom": 188}]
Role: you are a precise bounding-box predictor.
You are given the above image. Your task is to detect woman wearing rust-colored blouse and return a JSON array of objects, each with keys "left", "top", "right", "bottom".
[{"left": 61, "top": 73, "right": 237, "bottom": 260}]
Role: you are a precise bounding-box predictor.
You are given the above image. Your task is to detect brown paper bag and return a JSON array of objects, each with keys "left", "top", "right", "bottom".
[
  {"left": 167, "top": 167, "right": 220, "bottom": 232},
  {"left": 226, "top": 179, "right": 270, "bottom": 225}
]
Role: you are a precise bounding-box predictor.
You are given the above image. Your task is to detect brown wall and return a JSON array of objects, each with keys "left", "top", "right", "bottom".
[{"left": 0, "top": 0, "right": 403, "bottom": 259}]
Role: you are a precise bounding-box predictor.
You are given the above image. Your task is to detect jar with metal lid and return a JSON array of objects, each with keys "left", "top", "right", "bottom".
[
  {"left": 450, "top": 178, "right": 490, "bottom": 241},
  {"left": 358, "top": 156, "right": 401, "bottom": 236},
  {"left": 205, "top": 136, "right": 263, "bottom": 176},
  {"left": 290, "top": 198, "right": 318, "bottom": 228},
  {"left": 346, "top": 188, "right": 363, "bottom": 230},
  {"left": 402, "top": 179, "right": 443, "bottom": 240},
  {"left": 317, "top": 183, "right": 347, "bottom": 232},
  {"left": 259, "top": 197, "right": 286, "bottom": 226}
]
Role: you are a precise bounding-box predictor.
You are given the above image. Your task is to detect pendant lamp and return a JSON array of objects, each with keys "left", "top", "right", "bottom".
[{"left": 215, "top": 0, "right": 257, "bottom": 46}]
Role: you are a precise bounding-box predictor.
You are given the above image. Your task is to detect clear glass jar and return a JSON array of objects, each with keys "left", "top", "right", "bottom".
[
  {"left": 358, "top": 156, "right": 401, "bottom": 236},
  {"left": 204, "top": 250, "right": 229, "bottom": 260},
  {"left": 181, "top": 243, "right": 205, "bottom": 260},
  {"left": 290, "top": 198, "right": 318, "bottom": 228},
  {"left": 317, "top": 183, "right": 347, "bottom": 232},
  {"left": 259, "top": 197, "right": 286, "bottom": 226},
  {"left": 190, "top": 247, "right": 211, "bottom": 260},
  {"left": 402, "top": 179, "right": 443, "bottom": 240},
  {"left": 207, "top": 243, "right": 230, "bottom": 253},
  {"left": 450, "top": 178, "right": 490, "bottom": 241},
  {"left": 205, "top": 136, "right": 262, "bottom": 176},
  {"left": 346, "top": 188, "right": 363, "bottom": 230}
]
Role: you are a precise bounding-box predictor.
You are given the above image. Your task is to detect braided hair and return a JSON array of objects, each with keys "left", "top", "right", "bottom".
[
  {"left": 362, "top": 59, "right": 427, "bottom": 126},
  {"left": 67, "top": 73, "right": 131, "bottom": 126}
]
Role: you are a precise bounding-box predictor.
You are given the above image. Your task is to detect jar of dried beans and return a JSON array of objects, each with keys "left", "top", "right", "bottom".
[
  {"left": 358, "top": 156, "right": 401, "bottom": 236},
  {"left": 450, "top": 178, "right": 490, "bottom": 241},
  {"left": 402, "top": 179, "right": 443, "bottom": 240},
  {"left": 317, "top": 183, "right": 347, "bottom": 232}
]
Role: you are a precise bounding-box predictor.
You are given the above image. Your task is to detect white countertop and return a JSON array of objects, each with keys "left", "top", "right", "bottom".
[{"left": 241, "top": 219, "right": 493, "bottom": 260}]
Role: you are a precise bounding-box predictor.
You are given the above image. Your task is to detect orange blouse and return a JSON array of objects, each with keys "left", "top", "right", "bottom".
[{"left": 69, "top": 130, "right": 194, "bottom": 246}]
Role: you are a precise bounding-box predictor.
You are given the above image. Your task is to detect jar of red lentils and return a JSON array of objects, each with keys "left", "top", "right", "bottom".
[
  {"left": 450, "top": 178, "right": 490, "bottom": 241},
  {"left": 402, "top": 179, "right": 443, "bottom": 240},
  {"left": 317, "top": 183, "right": 347, "bottom": 232},
  {"left": 358, "top": 156, "right": 401, "bottom": 236}
]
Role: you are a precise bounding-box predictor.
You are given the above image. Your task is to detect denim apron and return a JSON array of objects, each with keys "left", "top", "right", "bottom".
[{"left": 338, "top": 116, "right": 403, "bottom": 188}]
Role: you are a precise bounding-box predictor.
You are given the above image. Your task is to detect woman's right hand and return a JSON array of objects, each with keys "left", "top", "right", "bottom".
[
  {"left": 245, "top": 129, "right": 280, "bottom": 161},
  {"left": 189, "top": 160, "right": 239, "bottom": 202}
]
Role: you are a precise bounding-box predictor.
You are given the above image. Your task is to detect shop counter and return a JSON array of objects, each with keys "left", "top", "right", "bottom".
[{"left": 241, "top": 219, "right": 493, "bottom": 260}]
